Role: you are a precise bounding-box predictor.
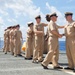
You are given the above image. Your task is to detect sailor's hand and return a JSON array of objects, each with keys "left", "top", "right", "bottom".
[{"left": 58, "top": 34, "right": 63, "bottom": 38}]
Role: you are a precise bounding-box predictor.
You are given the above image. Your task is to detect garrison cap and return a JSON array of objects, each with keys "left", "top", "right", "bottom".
[
  {"left": 12, "top": 26, "right": 16, "bottom": 28},
  {"left": 16, "top": 24, "right": 20, "bottom": 27},
  {"left": 27, "top": 21, "right": 34, "bottom": 27},
  {"left": 35, "top": 15, "right": 41, "bottom": 19},
  {"left": 50, "top": 12, "right": 58, "bottom": 18},
  {"left": 13, "top": 25, "right": 16, "bottom": 28},
  {"left": 7, "top": 26, "right": 12, "bottom": 29},
  {"left": 65, "top": 12, "right": 73, "bottom": 17},
  {"left": 4, "top": 29, "right": 7, "bottom": 31}
]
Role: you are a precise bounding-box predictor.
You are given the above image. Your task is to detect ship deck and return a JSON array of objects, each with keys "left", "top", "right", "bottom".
[{"left": 0, "top": 49, "right": 74, "bottom": 75}]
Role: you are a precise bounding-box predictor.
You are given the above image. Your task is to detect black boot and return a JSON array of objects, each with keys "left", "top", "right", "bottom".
[{"left": 41, "top": 63, "right": 48, "bottom": 69}]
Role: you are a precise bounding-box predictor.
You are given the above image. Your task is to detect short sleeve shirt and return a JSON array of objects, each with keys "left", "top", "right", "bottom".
[
  {"left": 27, "top": 27, "right": 33, "bottom": 38},
  {"left": 48, "top": 20, "right": 59, "bottom": 38},
  {"left": 65, "top": 21, "right": 75, "bottom": 37},
  {"left": 34, "top": 23, "right": 44, "bottom": 36}
]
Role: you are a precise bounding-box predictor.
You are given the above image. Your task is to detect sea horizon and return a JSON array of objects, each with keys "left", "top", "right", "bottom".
[{"left": 0, "top": 40, "right": 66, "bottom": 52}]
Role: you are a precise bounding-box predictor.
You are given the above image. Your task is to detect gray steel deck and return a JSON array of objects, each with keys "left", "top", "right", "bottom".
[{"left": 0, "top": 49, "right": 75, "bottom": 75}]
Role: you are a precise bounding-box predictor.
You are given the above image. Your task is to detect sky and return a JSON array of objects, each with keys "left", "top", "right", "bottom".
[{"left": 0, "top": 0, "right": 75, "bottom": 41}]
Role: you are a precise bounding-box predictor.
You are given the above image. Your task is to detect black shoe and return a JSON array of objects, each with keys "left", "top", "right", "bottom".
[
  {"left": 28, "top": 58, "right": 32, "bottom": 60},
  {"left": 25, "top": 57, "right": 32, "bottom": 60},
  {"left": 64, "top": 67, "right": 74, "bottom": 70},
  {"left": 24, "top": 58, "right": 28, "bottom": 60},
  {"left": 5, "top": 53, "right": 7, "bottom": 54},
  {"left": 18, "top": 54, "right": 22, "bottom": 57},
  {"left": 54, "top": 66, "right": 63, "bottom": 69},
  {"left": 49, "top": 62, "right": 52, "bottom": 64},
  {"left": 41, "top": 64, "right": 48, "bottom": 69},
  {"left": 73, "top": 69, "right": 75, "bottom": 72}
]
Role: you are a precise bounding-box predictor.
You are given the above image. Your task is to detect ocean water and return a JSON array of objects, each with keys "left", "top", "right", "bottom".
[
  {"left": 0, "top": 40, "right": 66, "bottom": 51},
  {"left": 59, "top": 41, "right": 66, "bottom": 51}
]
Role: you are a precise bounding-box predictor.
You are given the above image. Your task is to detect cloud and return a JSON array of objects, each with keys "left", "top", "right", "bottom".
[
  {"left": 0, "top": 0, "right": 68, "bottom": 41},
  {"left": 4, "top": 0, "right": 45, "bottom": 20},
  {"left": 0, "top": 0, "right": 47, "bottom": 38},
  {"left": 0, "top": 17, "right": 4, "bottom": 25},
  {"left": 20, "top": 25, "right": 27, "bottom": 39},
  {"left": 46, "top": 2, "right": 66, "bottom": 25},
  {"left": 7, "top": 18, "right": 17, "bottom": 24},
  {"left": 0, "top": 9, "right": 8, "bottom": 16}
]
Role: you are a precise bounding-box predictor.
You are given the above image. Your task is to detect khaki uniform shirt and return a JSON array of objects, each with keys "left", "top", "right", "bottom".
[
  {"left": 5, "top": 29, "right": 10, "bottom": 39},
  {"left": 65, "top": 20, "right": 75, "bottom": 37},
  {"left": 14, "top": 30, "right": 22, "bottom": 40},
  {"left": 34, "top": 23, "right": 44, "bottom": 37},
  {"left": 48, "top": 20, "right": 59, "bottom": 38},
  {"left": 9, "top": 30, "right": 14, "bottom": 40},
  {"left": 4, "top": 31, "right": 7, "bottom": 40},
  {"left": 27, "top": 27, "right": 34, "bottom": 38}
]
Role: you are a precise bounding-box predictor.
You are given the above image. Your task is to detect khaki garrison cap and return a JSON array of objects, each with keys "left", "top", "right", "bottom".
[
  {"left": 27, "top": 21, "right": 34, "bottom": 27},
  {"left": 65, "top": 12, "right": 73, "bottom": 17},
  {"left": 35, "top": 15, "right": 41, "bottom": 19},
  {"left": 16, "top": 24, "right": 20, "bottom": 27},
  {"left": 7, "top": 26, "right": 12, "bottom": 29},
  {"left": 50, "top": 12, "right": 58, "bottom": 18}
]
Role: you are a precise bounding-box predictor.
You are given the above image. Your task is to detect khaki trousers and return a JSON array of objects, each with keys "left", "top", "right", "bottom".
[
  {"left": 33, "top": 36, "right": 44, "bottom": 61},
  {"left": 5, "top": 38, "right": 9, "bottom": 53},
  {"left": 25, "top": 38, "right": 33, "bottom": 58},
  {"left": 10, "top": 39, "right": 14, "bottom": 54},
  {"left": 66, "top": 37, "right": 75, "bottom": 68},
  {"left": 14, "top": 40, "right": 21, "bottom": 56},
  {"left": 42, "top": 37, "right": 59, "bottom": 67},
  {"left": 44, "top": 40, "right": 48, "bottom": 54},
  {"left": 3, "top": 39, "right": 6, "bottom": 52}
]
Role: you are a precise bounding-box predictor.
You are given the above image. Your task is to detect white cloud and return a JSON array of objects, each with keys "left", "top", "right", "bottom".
[
  {"left": 46, "top": 2, "right": 66, "bottom": 25},
  {"left": 0, "top": 0, "right": 45, "bottom": 22},
  {"left": 0, "top": 0, "right": 46, "bottom": 38},
  {"left": 7, "top": 18, "right": 17, "bottom": 24},
  {"left": 0, "top": 0, "right": 66, "bottom": 40},
  {"left": 0, "top": 17, "right": 4, "bottom": 25},
  {"left": 0, "top": 0, "right": 68, "bottom": 41},
  {"left": 0, "top": 17, "right": 4, "bottom": 37},
  {"left": 20, "top": 25, "right": 27, "bottom": 39},
  {"left": 4, "top": 0, "right": 45, "bottom": 20},
  {"left": 0, "top": 9, "right": 8, "bottom": 16}
]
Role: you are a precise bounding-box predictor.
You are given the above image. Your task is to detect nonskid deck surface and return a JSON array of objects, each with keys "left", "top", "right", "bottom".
[{"left": 0, "top": 49, "right": 74, "bottom": 75}]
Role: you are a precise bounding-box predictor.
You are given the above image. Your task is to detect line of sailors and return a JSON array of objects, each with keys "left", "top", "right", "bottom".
[
  {"left": 3, "top": 24, "right": 23, "bottom": 57},
  {"left": 3, "top": 12, "right": 75, "bottom": 72}
]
